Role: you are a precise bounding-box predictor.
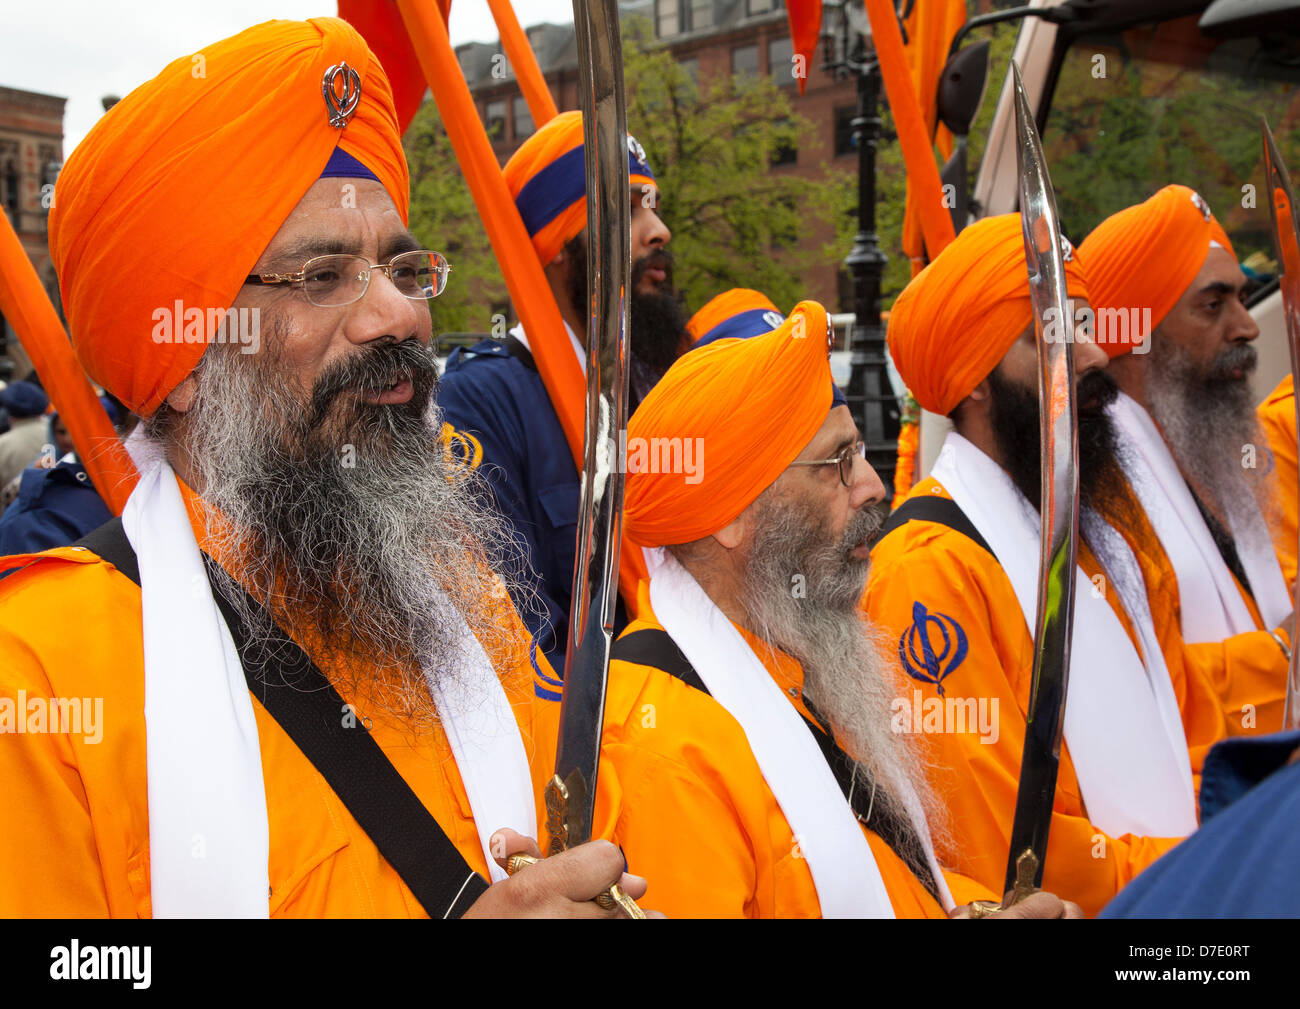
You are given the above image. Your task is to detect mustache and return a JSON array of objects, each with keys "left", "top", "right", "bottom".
[
  {"left": 631, "top": 247, "right": 674, "bottom": 285},
  {"left": 1208, "top": 343, "right": 1257, "bottom": 383},
  {"left": 306, "top": 339, "right": 438, "bottom": 428},
  {"left": 1077, "top": 368, "right": 1119, "bottom": 417},
  {"left": 845, "top": 499, "right": 887, "bottom": 554}
]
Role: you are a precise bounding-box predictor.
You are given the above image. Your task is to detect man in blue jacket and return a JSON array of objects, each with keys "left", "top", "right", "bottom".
[{"left": 438, "top": 111, "right": 685, "bottom": 674}]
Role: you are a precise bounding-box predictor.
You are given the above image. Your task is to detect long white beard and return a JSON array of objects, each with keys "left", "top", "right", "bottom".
[{"left": 144, "top": 337, "right": 537, "bottom": 726}]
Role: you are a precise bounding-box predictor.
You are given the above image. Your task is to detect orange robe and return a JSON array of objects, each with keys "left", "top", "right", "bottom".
[
  {"left": 1259, "top": 373, "right": 1297, "bottom": 589},
  {"left": 0, "top": 486, "right": 560, "bottom": 918},
  {"left": 591, "top": 583, "right": 994, "bottom": 919},
  {"left": 863, "top": 475, "right": 1289, "bottom": 917}
]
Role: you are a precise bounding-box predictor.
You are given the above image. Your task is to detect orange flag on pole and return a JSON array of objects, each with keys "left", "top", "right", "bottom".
[
  {"left": 0, "top": 211, "right": 136, "bottom": 514},
  {"left": 785, "top": 0, "right": 823, "bottom": 97},
  {"left": 862, "top": 0, "right": 956, "bottom": 265},
  {"left": 338, "top": 0, "right": 451, "bottom": 133}
]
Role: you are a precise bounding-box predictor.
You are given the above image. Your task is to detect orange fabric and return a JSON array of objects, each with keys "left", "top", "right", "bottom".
[
  {"left": 394, "top": 2, "right": 646, "bottom": 614},
  {"left": 900, "top": 0, "right": 966, "bottom": 272},
  {"left": 1260, "top": 373, "right": 1298, "bottom": 588},
  {"left": 864, "top": 474, "right": 1288, "bottom": 916},
  {"left": 0, "top": 489, "right": 561, "bottom": 918},
  {"left": 685, "top": 288, "right": 781, "bottom": 346},
  {"left": 863, "top": 0, "right": 956, "bottom": 266},
  {"left": 487, "top": 0, "right": 558, "bottom": 129},
  {"left": 503, "top": 111, "right": 655, "bottom": 266},
  {"left": 1079, "top": 184, "right": 1236, "bottom": 359},
  {"left": 591, "top": 582, "right": 993, "bottom": 917},
  {"left": 625, "top": 301, "right": 833, "bottom": 548},
  {"left": 784, "top": 0, "right": 822, "bottom": 97},
  {"left": 888, "top": 214, "right": 1091, "bottom": 416},
  {"left": 0, "top": 207, "right": 135, "bottom": 514},
  {"left": 337, "top": 0, "right": 450, "bottom": 133},
  {"left": 48, "top": 18, "right": 407, "bottom": 419}
]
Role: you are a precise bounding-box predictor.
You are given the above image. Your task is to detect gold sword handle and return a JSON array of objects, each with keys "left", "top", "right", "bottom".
[
  {"left": 505, "top": 853, "right": 646, "bottom": 919},
  {"left": 965, "top": 850, "right": 1040, "bottom": 918}
]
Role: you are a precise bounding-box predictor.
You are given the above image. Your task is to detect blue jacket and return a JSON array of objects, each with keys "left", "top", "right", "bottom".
[
  {"left": 0, "top": 458, "right": 113, "bottom": 556},
  {"left": 440, "top": 336, "right": 630, "bottom": 684},
  {"left": 1102, "top": 728, "right": 1300, "bottom": 917}
]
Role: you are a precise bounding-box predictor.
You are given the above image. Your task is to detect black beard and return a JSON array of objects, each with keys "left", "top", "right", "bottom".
[
  {"left": 562, "top": 234, "right": 687, "bottom": 379},
  {"left": 987, "top": 367, "right": 1125, "bottom": 515}
]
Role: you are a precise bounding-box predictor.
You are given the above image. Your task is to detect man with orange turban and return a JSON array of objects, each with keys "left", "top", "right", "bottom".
[
  {"left": 0, "top": 19, "right": 650, "bottom": 919},
  {"left": 1259, "top": 375, "right": 1297, "bottom": 586},
  {"left": 438, "top": 110, "right": 682, "bottom": 674},
  {"left": 589, "top": 297, "right": 1078, "bottom": 918},
  {"left": 1079, "top": 186, "right": 1293, "bottom": 721},
  {"left": 867, "top": 213, "right": 1290, "bottom": 916}
]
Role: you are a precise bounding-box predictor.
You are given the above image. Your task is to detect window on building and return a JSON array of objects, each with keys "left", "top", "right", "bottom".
[
  {"left": 772, "top": 138, "right": 797, "bottom": 167},
  {"left": 748, "top": 0, "right": 782, "bottom": 13},
  {"left": 833, "top": 105, "right": 858, "bottom": 157},
  {"left": 656, "top": 0, "right": 679, "bottom": 36},
  {"left": 1, "top": 153, "right": 18, "bottom": 223},
  {"left": 768, "top": 36, "right": 795, "bottom": 87},
  {"left": 513, "top": 96, "right": 533, "bottom": 141},
  {"left": 678, "top": 57, "right": 699, "bottom": 84},
  {"left": 688, "top": 0, "right": 714, "bottom": 31},
  {"left": 483, "top": 100, "right": 506, "bottom": 140},
  {"left": 732, "top": 44, "right": 759, "bottom": 79}
]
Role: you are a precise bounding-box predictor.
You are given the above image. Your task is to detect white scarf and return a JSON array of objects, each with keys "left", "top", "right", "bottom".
[
  {"left": 649, "top": 553, "right": 953, "bottom": 917},
  {"left": 1109, "top": 391, "right": 1290, "bottom": 639},
  {"left": 930, "top": 433, "right": 1197, "bottom": 838},
  {"left": 123, "top": 435, "right": 534, "bottom": 916}
]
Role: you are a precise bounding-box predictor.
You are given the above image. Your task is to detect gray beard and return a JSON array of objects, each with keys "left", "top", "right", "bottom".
[
  {"left": 734, "top": 489, "right": 944, "bottom": 866},
  {"left": 144, "top": 335, "right": 535, "bottom": 727},
  {"left": 1145, "top": 335, "right": 1277, "bottom": 536}
]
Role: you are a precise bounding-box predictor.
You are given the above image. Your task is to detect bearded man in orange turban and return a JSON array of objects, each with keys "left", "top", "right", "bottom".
[
  {"left": 1079, "top": 186, "right": 1293, "bottom": 686},
  {"left": 587, "top": 297, "right": 1078, "bottom": 919},
  {"left": 0, "top": 18, "right": 651, "bottom": 919},
  {"left": 866, "top": 213, "right": 1289, "bottom": 917},
  {"left": 438, "top": 110, "right": 683, "bottom": 675}
]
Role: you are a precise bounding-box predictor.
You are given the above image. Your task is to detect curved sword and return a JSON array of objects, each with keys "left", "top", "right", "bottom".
[
  {"left": 1001, "top": 61, "right": 1081, "bottom": 899},
  {"left": 545, "top": 0, "right": 633, "bottom": 869},
  {"left": 1262, "top": 117, "right": 1300, "bottom": 732}
]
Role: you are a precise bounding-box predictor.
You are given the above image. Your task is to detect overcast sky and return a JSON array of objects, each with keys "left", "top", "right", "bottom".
[{"left": 1, "top": 1, "right": 578, "bottom": 155}]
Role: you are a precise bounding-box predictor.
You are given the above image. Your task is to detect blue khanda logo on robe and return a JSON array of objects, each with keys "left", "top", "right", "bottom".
[{"left": 898, "top": 601, "right": 968, "bottom": 696}]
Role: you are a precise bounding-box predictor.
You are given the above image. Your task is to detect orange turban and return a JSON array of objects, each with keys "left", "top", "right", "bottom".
[
  {"left": 503, "top": 110, "right": 656, "bottom": 265},
  {"left": 625, "top": 301, "right": 834, "bottom": 548},
  {"left": 1079, "top": 184, "right": 1235, "bottom": 359},
  {"left": 687, "top": 288, "right": 784, "bottom": 348},
  {"left": 889, "top": 214, "right": 1091, "bottom": 416},
  {"left": 48, "top": 18, "right": 408, "bottom": 417}
]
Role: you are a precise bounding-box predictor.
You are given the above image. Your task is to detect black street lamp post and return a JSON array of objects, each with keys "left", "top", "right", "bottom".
[{"left": 823, "top": 1, "right": 900, "bottom": 498}]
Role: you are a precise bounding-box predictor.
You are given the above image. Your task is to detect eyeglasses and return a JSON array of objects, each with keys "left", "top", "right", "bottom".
[
  {"left": 787, "top": 440, "right": 867, "bottom": 487},
  {"left": 244, "top": 250, "right": 451, "bottom": 307}
]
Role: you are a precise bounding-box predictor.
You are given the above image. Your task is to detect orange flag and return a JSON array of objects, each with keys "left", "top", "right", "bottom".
[
  {"left": 0, "top": 211, "right": 135, "bottom": 513},
  {"left": 900, "top": 0, "right": 966, "bottom": 275},
  {"left": 862, "top": 0, "right": 956, "bottom": 265},
  {"left": 338, "top": 0, "right": 451, "bottom": 133},
  {"left": 785, "top": 0, "right": 823, "bottom": 97}
]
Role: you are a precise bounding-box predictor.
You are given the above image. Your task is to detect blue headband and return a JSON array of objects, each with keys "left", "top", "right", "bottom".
[
  {"left": 319, "top": 146, "right": 380, "bottom": 182},
  {"left": 514, "top": 144, "right": 656, "bottom": 240}
]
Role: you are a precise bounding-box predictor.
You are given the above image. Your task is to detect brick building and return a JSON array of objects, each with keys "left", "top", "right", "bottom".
[
  {"left": 0, "top": 85, "right": 65, "bottom": 382},
  {"left": 455, "top": 0, "right": 860, "bottom": 312}
]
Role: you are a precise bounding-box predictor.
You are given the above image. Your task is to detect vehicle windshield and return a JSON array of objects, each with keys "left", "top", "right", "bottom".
[{"left": 1043, "top": 13, "right": 1300, "bottom": 276}]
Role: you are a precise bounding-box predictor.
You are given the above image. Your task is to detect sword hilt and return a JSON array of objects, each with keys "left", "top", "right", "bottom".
[
  {"left": 966, "top": 849, "right": 1041, "bottom": 918},
  {"left": 504, "top": 852, "right": 646, "bottom": 919}
]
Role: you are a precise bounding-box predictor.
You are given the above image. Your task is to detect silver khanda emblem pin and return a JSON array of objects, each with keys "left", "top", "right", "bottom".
[
  {"left": 322, "top": 62, "right": 362, "bottom": 129},
  {"left": 1190, "top": 190, "right": 1212, "bottom": 222}
]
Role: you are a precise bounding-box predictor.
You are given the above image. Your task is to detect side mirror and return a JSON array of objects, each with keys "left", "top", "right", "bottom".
[{"left": 937, "top": 39, "right": 991, "bottom": 137}]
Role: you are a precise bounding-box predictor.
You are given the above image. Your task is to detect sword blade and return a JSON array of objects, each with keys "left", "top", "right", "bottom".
[
  {"left": 1262, "top": 117, "right": 1300, "bottom": 732},
  {"left": 547, "top": 0, "right": 632, "bottom": 853},
  {"left": 1003, "top": 62, "right": 1081, "bottom": 893}
]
